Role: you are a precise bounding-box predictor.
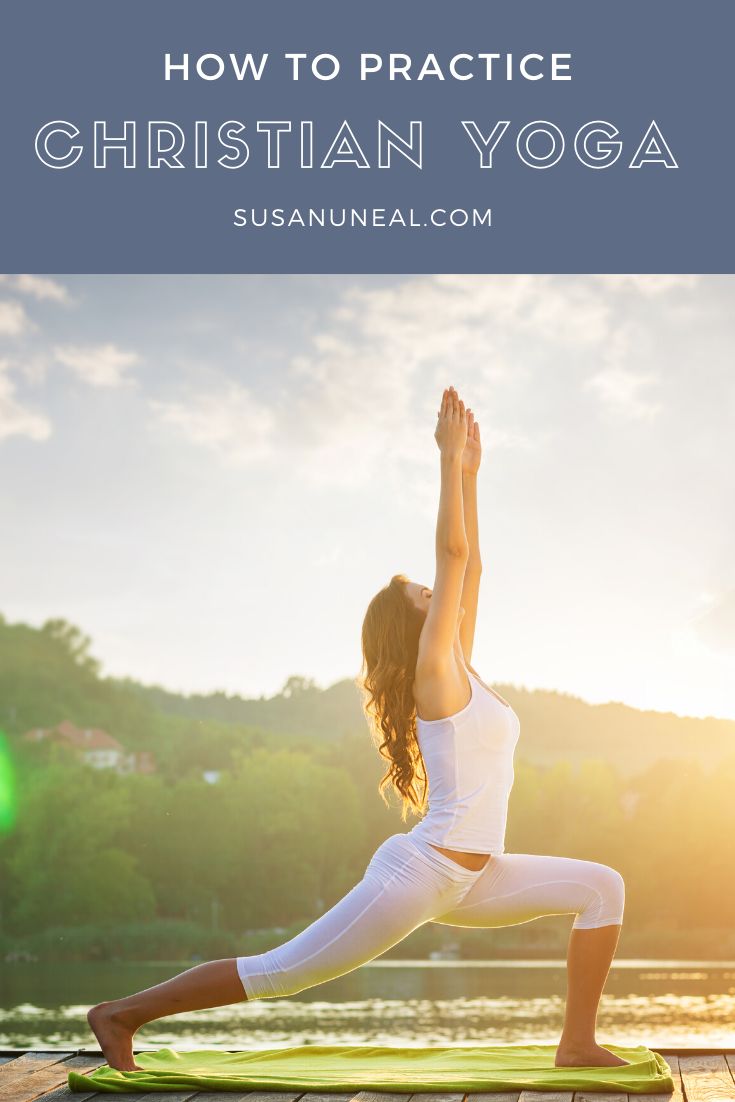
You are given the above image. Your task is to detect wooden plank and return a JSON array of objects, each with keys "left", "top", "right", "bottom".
[
  {"left": 52, "top": 1094, "right": 151, "bottom": 1102},
  {"left": 410, "top": 1094, "right": 465, "bottom": 1102},
  {"left": 26, "top": 1089, "right": 100, "bottom": 1102},
  {"left": 471, "top": 1094, "right": 521, "bottom": 1102},
  {"left": 520, "top": 1092, "right": 572, "bottom": 1102},
  {"left": 298, "top": 1096, "right": 360, "bottom": 1102},
  {"left": 350, "top": 1094, "right": 412, "bottom": 1102},
  {"left": 574, "top": 1094, "right": 627, "bottom": 1102},
  {"left": 228, "top": 1094, "right": 299, "bottom": 1102},
  {"left": 0, "top": 1056, "right": 104, "bottom": 1102},
  {"left": 0, "top": 1058, "right": 74, "bottom": 1086},
  {"left": 194, "top": 1093, "right": 258, "bottom": 1102},
  {"left": 76, "top": 1093, "right": 200, "bottom": 1102},
  {"left": 679, "top": 1055, "right": 735, "bottom": 1102},
  {"left": 134, "top": 1094, "right": 200, "bottom": 1102},
  {"left": 657, "top": 1054, "right": 727, "bottom": 1059}
]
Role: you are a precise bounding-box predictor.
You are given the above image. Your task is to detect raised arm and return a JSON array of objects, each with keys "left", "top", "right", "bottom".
[
  {"left": 459, "top": 406, "right": 482, "bottom": 662},
  {"left": 416, "top": 388, "right": 469, "bottom": 676}
]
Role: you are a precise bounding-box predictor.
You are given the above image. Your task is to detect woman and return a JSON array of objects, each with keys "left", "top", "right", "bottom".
[{"left": 88, "top": 386, "right": 627, "bottom": 1072}]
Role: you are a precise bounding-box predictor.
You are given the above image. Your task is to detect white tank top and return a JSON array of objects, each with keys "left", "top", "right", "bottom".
[{"left": 408, "top": 663, "right": 520, "bottom": 854}]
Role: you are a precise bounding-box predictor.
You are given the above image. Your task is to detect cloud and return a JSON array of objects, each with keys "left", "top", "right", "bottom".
[
  {"left": 586, "top": 365, "right": 661, "bottom": 419},
  {"left": 433, "top": 274, "right": 612, "bottom": 345},
  {"left": 0, "top": 299, "right": 32, "bottom": 338},
  {"left": 0, "top": 361, "right": 51, "bottom": 442},
  {"left": 275, "top": 274, "right": 644, "bottom": 476},
  {"left": 0, "top": 274, "right": 72, "bottom": 303},
  {"left": 150, "top": 274, "right": 707, "bottom": 481},
  {"left": 584, "top": 326, "right": 662, "bottom": 420},
  {"left": 594, "top": 274, "right": 700, "bottom": 296},
  {"left": 151, "top": 382, "right": 276, "bottom": 465},
  {"left": 53, "top": 343, "right": 140, "bottom": 387},
  {"left": 283, "top": 276, "right": 604, "bottom": 453},
  {"left": 18, "top": 353, "right": 52, "bottom": 386}
]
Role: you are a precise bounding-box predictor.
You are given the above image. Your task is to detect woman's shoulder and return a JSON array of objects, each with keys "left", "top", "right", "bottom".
[{"left": 413, "top": 652, "right": 472, "bottom": 723}]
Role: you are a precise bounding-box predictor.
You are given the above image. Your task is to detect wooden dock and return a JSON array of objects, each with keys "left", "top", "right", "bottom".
[{"left": 1, "top": 1050, "right": 734, "bottom": 1102}]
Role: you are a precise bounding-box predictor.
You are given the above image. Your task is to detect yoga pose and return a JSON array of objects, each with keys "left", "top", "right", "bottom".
[{"left": 88, "top": 386, "right": 627, "bottom": 1072}]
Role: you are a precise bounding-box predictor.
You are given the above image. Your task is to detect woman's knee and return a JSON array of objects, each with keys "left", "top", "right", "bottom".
[
  {"left": 236, "top": 947, "right": 312, "bottom": 1000},
  {"left": 573, "top": 862, "right": 625, "bottom": 929}
]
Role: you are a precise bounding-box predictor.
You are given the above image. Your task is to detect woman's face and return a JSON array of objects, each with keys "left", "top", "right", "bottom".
[
  {"left": 405, "top": 581, "right": 432, "bottom": 613},
  {"left": 405, "top": 580, "right": 464, "bottom": 622}
]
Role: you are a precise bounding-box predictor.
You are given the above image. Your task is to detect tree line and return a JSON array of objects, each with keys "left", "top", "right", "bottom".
[{"left": 1, "top": 613, "right": 733, "bottom": 961}]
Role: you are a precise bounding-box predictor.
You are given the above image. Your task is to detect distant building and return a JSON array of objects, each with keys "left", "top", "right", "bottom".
[{"left": 22, "top": 720, "right": 156, "bottom": 775}]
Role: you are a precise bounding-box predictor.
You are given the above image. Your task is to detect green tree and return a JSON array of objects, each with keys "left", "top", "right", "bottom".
[{"left": 6, "top": 752, "right": 154, "bottom": 931}]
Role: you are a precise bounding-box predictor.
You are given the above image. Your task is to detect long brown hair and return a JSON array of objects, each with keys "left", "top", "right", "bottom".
[{"left": 357, "top": 573, "right": 428, "bottom": 821}]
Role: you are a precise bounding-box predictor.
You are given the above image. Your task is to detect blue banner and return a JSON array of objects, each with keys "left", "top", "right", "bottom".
[{"left": 2, "top": 0, "right": 733, "bottom": 272}]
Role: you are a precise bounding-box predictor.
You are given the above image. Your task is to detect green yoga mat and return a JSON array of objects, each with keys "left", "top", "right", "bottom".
[{"left": 68, "top": 1043, "right": 674, "bottom": 1094}]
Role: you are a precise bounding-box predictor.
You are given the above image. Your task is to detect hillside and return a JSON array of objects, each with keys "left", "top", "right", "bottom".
[
  {"left": 3, "top": 612, "right": 735, "bottom": 959},
  {"left": 137, "top": 677, "right": 735, "bottom": 775},
  {"left": 2, "top": 613, "right": 732, "bottom": 775}
]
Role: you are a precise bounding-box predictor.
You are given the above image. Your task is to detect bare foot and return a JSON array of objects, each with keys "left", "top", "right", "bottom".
[
  {"left": 555, "top": 1042, "right": 630, "bottom": 1068},
  {"left": 87, "top": 1002, "right": 142, "bottom": 1072}
]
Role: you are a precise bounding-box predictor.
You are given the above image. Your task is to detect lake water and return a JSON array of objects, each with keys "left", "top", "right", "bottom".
[{"left": 2, "top": 960, "right": 734, "bottom": 1050}]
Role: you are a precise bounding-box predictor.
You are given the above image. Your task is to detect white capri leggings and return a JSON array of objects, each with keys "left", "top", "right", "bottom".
[{"left": 236, "top": 831, "right": 625, "bottom": 999}]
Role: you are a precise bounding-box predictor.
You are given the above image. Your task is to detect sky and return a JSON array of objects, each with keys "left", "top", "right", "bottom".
[{"left": 1, "top": 273, "right": 733, "bottom": 720}]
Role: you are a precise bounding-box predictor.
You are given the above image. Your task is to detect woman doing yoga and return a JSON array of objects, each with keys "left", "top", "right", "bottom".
[{"left": 88, "top": 386, "right": 627, "bottom": 1072}]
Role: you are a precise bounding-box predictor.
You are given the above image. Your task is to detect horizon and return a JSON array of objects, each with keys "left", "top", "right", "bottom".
[
  {"left": 1, "top": 274, "right": 733, "bottom": 722},
  {"left": 3, "top": 608, "right": 732, "bottom": 727}
]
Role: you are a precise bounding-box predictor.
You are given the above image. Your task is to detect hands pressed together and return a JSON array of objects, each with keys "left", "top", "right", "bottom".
[{"left": 434, "top": 386, "right": 482, "bottom": 474}]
